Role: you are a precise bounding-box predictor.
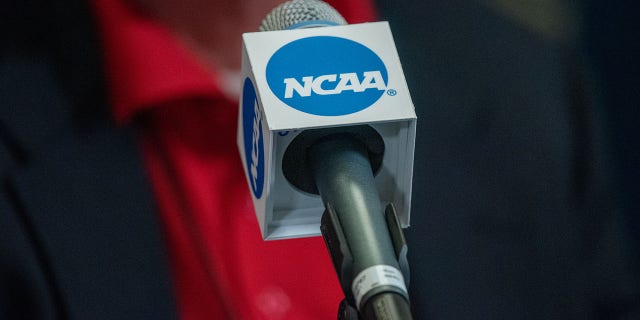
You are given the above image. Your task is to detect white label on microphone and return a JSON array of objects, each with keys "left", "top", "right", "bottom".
[{"left": 351, "top": 265, "right": 407, "bottom": 309}]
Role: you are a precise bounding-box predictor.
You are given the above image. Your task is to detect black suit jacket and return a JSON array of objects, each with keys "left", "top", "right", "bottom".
[
  {"left": 1, "top": 0, "right": 638, "bottom": 319},
  {"left": 1, "top": 1, "right": 176, "bottom": 318}
]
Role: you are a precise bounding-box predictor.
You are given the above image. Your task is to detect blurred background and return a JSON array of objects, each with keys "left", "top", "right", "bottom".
[{"left": 374, "top": 0, "right": 640, "bottom": 318}]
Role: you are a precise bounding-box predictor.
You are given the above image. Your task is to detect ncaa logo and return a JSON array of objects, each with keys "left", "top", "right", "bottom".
[
  {"left": 241, "top": 77, "right": 264, "bottom": 198},
  {"left": 266, "top": 36, "right": 388, "bottom": 116}
]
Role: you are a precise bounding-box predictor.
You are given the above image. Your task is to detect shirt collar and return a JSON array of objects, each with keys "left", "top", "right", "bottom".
[{"left": 92, "top": 0, "right": 223, "bottom": 124}]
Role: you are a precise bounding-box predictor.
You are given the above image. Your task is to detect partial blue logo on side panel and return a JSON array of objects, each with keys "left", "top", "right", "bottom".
[
  {"left": 242, "top": 77, "right": 264, "bottom": 198},
  {"left": 266, "top": 36, "right": 388, "bottom": 116}
]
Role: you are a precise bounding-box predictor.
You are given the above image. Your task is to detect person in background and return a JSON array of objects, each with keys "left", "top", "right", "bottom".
[{"left": 1, "top": 0, "right": 375, "bottom": 319}]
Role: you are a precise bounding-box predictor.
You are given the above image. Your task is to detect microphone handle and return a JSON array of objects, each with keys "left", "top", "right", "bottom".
[
  {"left": 309, "top": 135, "right": 412, "bottom": 319},
  {"left": 361, "top": 292, "right": 412, "bottom": 320}
]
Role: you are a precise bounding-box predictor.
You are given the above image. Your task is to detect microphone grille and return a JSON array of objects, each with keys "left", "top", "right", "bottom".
[{"left": 259, "top": 0, "right": 347, "bottom": 31}]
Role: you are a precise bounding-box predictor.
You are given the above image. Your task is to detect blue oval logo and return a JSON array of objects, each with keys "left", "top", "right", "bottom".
[
  {"left": 266, "top": 36, "right": 388, "bottom": 116},
  {"left": 242, "top": 77, "right": 264, "bottom": 198}
]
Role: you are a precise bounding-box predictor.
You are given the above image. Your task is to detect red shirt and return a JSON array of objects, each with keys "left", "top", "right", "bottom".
[{"left": 91, "top": 0, "right": 376, "bottom": 319}]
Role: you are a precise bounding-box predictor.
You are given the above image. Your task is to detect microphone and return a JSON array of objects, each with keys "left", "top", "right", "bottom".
[
  {"left": 237, "top": 0, "right": 417, "bottom": 318},
  {"left": 284, "top": 125, "right": 413, "bottom": 319}
]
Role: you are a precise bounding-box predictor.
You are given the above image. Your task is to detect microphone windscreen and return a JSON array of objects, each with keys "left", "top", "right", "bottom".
[{"left": 259, "top": 0, "right": 347, "bottom": 31}]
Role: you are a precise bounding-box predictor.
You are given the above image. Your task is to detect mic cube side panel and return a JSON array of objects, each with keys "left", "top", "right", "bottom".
[
  {"left": 370, "top": 119, "right": 417, "bottom": 228},
  {"left": 238, "top": 45, "right": 272, "bottom": 239}
]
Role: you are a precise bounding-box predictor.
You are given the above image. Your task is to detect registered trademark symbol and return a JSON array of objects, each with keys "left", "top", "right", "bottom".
[{"left": 387, "top": 89, "right": 397, "bottom": 96}]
